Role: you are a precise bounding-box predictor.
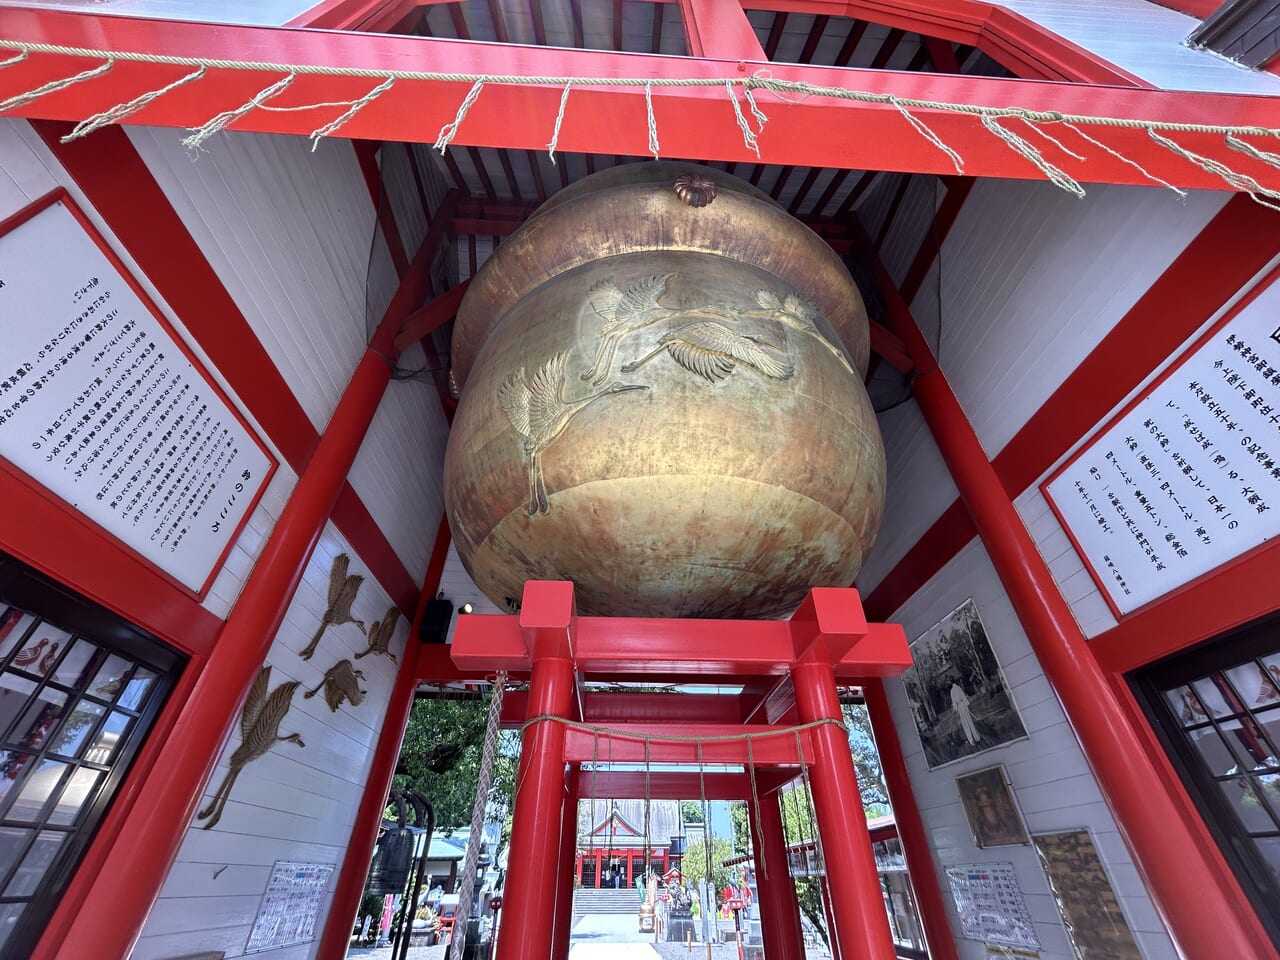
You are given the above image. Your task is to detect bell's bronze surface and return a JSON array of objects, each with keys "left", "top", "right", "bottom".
[{"left": 444, "top": 163, "right": 886, "bottom": 619}]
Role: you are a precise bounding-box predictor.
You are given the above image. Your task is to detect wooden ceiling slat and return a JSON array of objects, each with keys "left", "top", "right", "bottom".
[
  {"left": 833, "top": 20, "right": 867, "bottom": 67},
  {"left": 870, "top": 28, "right": 906, "bottom": 70},
  {"left": 585, "top": 154, "right": 597, "bottom": 174},
  {"left": 448, "top": 2, "right": 469, "bottom": 39},
  {"left": 496, "top": 148, "right": 521, "bottom": 200},
  {"left": 613, "top": 0, "right": 624, "bottom": 50},
  {"left": 441, "top": 148, "right": 471, "bottom": 199},
  {"left": 568, "top": 0, "right": 586, "bottom": 47},
  {"left": 770, "top": 164, "right": 794, "bottom": 201},
  {"left": 811, "top": 168, "right": 850, "bottom": 216},
  {"left": 876, "top": 173, "right": 914, "bottom": 247},
  {"left": 530, "top": 0, "right": 548, "bottom": 46},
  {"left": 906, "top": 45, "right": 930, "bottom": 72},
  {"left": 651, "top": 2, "right": 664, "bottom": 53},
  {"left": 798, "top": 14, "right": 829, "bottom": 64},
  {"left": 764, "top": 12, "right": 788, "bottom": 60},
  {"left": 487, "top": 0, "right": 510, "bottom": 44},
  {"left": 748, "top": 163, "right": 767, "bottom": 187},
  {"left": 526, "top": 150, "right": 548, "bottom": 203},
  {"left": 468, "top": 146, "right": 498, "bottom": 200},
  {"left": 788, "top": 167, "right": 822, "bottom": 214},
  {"left": 835, "top": 169, "right": 878, "bottom": 220}
]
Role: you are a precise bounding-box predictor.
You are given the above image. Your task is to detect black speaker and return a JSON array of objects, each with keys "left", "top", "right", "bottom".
[{"left": 418, "top": 597, "right": 454, "bottom": 644}]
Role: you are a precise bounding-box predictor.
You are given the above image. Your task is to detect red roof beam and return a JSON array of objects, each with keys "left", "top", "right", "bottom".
[
  {"left": 2, "top": 13, "right": 1268, "bottom": 190},
  {"left": 572, "top": 769, "right": 799, "bottom": 799},
  {"left": 563, "top": 723, "right": 816, "bottom": 765}
]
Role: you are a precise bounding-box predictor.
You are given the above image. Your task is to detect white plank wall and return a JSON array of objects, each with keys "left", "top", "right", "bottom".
[
  {"left": 879, "top": 539, "right": 1177, "bottom": 960},
  {"left": 856, "top": 171, "right": 903, "bottom": 246},
  {"left": 127, "top": 127, "right": 378, "bottom": 434},
  {"left": 381, "top": 142, "right": 428, "bottom": 260},
  {"left": 927, "top": 179, "right": 1228, "bottom": 458},
  {"left": 132, "top": 524, "right": 409, "bottom": 960},
  {"left": 880, "top": 175, "right": 940, "bottom": 290}
]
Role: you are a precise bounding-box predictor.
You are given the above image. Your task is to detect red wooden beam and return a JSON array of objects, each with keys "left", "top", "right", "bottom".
[
  {"left": 393, "top": 277, "right": 470, "bottom": 352},
  {"left": 563, "top": 723, "right": 815, "bottom": 764},
  {"left": 572, "top": 769, "right": 798, "bottom": 799},
  {"left": 868, "top": 319, "right": 915, "bottom": 374},
  {"left": 1, "top": 12, "right": 1270, "bottom": 190},
  {"left": 678, "top": 0, "right": 768, "bottom": 61}
]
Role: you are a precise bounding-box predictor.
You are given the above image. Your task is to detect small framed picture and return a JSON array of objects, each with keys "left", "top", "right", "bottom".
[{"left": 955, "top": 765, "right": 1028, "bottom": 848}]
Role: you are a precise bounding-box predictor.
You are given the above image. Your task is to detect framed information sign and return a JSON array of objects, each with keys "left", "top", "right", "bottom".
[
  {"left": 0, "top": 190, "right": 275, "bottom": 598},
  {"left": 945, "top": 861, "right": 1041, "bottom": 949},
  {"left": 1044, "top": 265, "right": 1280, "bottom": 617},
  {"left": 244, "top": 860, "right": 335, "bottom": 953}
]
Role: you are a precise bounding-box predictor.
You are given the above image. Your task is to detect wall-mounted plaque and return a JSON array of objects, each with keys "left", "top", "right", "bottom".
[
  {"left": 945, "top": 861, "right": 1041, "bottom": 950},
  {"left": 0, "top": 191, "right": 275, "bottom": 598},
  {"left": 956, "top": 765, "right": 1029, "bottom": 848},
  {"left": 1044, "top": 266, "right": 1280, "bottom": 616},
  {"left": 1033, "top": 830, "right": 1141, "bottom": 960},
  {"left": 244, "top": 859, "right": 335, "bottom": 953}
]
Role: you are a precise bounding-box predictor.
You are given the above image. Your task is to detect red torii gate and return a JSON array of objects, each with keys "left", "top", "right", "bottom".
[{"left": 450, "top": 580, "right": 914, "bottom": 960}]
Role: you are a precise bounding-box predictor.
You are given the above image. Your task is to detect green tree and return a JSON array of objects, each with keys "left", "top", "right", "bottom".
[
  {"left": 680, "top": 836, "right": 735, "bottom": 895},
  {"left": 680, "top": 800, "right": 704, "bottom": 824}
]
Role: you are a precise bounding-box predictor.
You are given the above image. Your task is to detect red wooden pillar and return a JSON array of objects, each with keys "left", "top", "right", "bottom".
[
  {"left": 748, "top": 792, "right": 805, "bottom": 960},
  {"left": 49, "top": 288, "right": 408, "bottom": 960},
  {"left": 494, "top": 582, "right": 577, "bottom": 960},
  {"left": 790, "top": 659, "right": 896, "bottom": 960},
  {"left": 876, "top": 257, "right": 1277, "bottom": 960},
  {"left": 862, "top": 680, "right": 960, "bottom": 960},
  {"left": 552, "top": 772, "right": 579, "bottom": 959},
  {"left": 595, "top": 848, "right": 602, "bottom": 889}
]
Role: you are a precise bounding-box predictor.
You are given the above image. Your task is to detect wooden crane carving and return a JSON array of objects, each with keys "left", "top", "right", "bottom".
[
  {"left": 355, "top": 607, "right": 401, "bottom": 663},
  {"left": 301, "top": 553, "right": 366, "bottom": 660},
  {"left": 197, "top": 665, "right": 304, "bottom": 830}
]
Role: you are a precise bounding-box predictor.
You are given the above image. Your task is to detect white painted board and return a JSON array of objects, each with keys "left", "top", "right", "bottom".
[
  {"left": 0, "top": 193, "right": 274, "bottom": 596},
  {"left": 1043, "top": 268, "right": 1280, "bottom": 616},
  {"left": 945, "top": 861, "right": 1041, "bottom": 949},
  {"left": 244, "top": 859, "right": 335, "bottom": 953}
]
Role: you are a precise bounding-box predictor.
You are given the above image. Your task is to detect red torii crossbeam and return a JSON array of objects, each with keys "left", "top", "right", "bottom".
[{"left": 451, "top": 580, "right": 912, "bottom": 960}]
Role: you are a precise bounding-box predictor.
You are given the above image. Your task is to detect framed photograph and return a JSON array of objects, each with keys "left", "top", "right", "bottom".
[
  {"left": 955, "top": 765, "right": 1028, "bottom": 848},
  {"left": 901, "top": 598, "right": 1028, "bottom": 769},
  {"left": 1032, "top": 830, "right": 1141, "bottom": 960}
]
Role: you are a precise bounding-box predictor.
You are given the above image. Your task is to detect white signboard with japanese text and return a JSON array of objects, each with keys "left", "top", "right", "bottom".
[
  {"left": 0, "top": 193, "right": 275, "bottom": 596},
  {"left": 244, "top": 860, "right": 335, "bottom": 953},
  {"left": 945, "top": 861, "right": 1041, "bottom": 949},
  {"left": 1044, "top": 271, "right": 1280, "bottom": 616}
]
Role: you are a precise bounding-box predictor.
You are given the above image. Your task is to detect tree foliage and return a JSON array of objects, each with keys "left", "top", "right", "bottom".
[
  {"left": 679, "top": 837, "right": 736, "bottom": 894},
  {"left": 392, "top": 693, "right": 519, "bottom": 831}
]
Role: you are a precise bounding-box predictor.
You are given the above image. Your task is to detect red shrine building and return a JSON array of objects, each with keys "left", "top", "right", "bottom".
[{"left": 1, "top": 1, "right": 1280, "bottom": 960}]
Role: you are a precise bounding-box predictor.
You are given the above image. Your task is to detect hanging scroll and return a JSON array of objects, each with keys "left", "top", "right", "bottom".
[
  {"left": 0, "top": 191, "right": 275, "bottom": 598},
  {"left": 1044, "top": 266, "right": 1280, "bottom": 616}
]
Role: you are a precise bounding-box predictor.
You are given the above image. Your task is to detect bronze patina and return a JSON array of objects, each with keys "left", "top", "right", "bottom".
[{"left": 443, "top": 162, "right": 886, "bottom": 619}]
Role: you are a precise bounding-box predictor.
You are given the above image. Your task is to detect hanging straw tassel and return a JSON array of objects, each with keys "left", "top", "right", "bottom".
[
  {"left": 181, "top": 73, "right": 296, "bottom": 153},
  {"left": 1062, "top": 121, "right": 1187, "bottom": 199},
  {"left": 645, "top": 81, "right": 660, "bottom": 159},
  {"left": 309, "top": 76, "right": 395, "bottom": 150},
  {"left": 726, "top": 81, "right": 761, "bottom": 156},
  {"left": 434, "top": 78, "right": 484, "bottom": 154},
  {"left": 1226, "top": 132, "right": 1280, "bottom": 172},
  {"left": 546, "top": 81, "right": 573, "bottom": 164},
  {"left": 888, "top": 95, "right": 964, "bottom": 174},
  {"left": 982, "top": 112, "right": 1084, "bottom": 197},
  {"left": 1149, "top": 127, "right": 1280, "bottom": 211},
  {"left": 0, "top": 57, "right": 113, "bottom": 114},
  {"left": 0, "top": 49, "right": 28, "bottom": 70},
  {"left": 64, "top": 66, "right": 206, "bottom": 142}
]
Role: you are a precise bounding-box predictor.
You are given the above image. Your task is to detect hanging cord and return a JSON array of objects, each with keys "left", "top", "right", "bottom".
[
  {"left": 745, "top": 735, "right": 766, "bottom": 881},
  {"left": 449, "top": 672, "right": 508, "bottom": 960}
]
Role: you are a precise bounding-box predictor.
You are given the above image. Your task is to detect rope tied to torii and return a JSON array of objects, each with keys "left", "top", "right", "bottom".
[{"left": 3, "top": 38, "right": 1280, "bottom": 206}]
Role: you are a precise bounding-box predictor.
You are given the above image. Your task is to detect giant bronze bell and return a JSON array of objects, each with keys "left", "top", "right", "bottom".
[{"left": 443, "top": 162, "right": 885, "bottom": 619}]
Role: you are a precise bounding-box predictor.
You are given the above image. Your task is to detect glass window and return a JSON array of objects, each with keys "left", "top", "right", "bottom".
[
  {"left": 0, "top": 555, "right": 183, "bottom": 959},
  {"left": 1136, "top": 613, "right": 1280, "bottom": 951}
]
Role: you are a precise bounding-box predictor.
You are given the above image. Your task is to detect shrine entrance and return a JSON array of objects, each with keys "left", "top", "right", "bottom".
[{"left": 450, "top": 580, "right": 914, "bottom": 960}]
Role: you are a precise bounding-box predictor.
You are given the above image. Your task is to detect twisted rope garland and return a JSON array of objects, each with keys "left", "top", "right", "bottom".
[{"left": 3, "top": 38, "right": 1280, "bottom": 202}]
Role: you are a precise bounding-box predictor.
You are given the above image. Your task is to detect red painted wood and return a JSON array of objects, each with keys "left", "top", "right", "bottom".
[
  {"left": 551, "top": 775, "right": 578, "bottom": 957},
  {"left": 502, "top": 690, "right": 745, "bottom": 725},
  {"left": 0, "top": 465, "right": 223, "bottom": 656},
  {"left": 35, "top": 121, "right": 422, "bottom": 615},
  {"left": 749, "top": 795, "right": 805, "bottom": 960},
  {"left": 872, "top": 239, "right": 1277, "bottom": 960},
  {"left": 1146, "top": 0, "right": 1222, "bottom": 17},
  {"left": 561, "top": 769, "right": 797, "bottom": 799},
  {"left": 866, "top": 191, "right": 1280, "bottom": 625},
  {"left": 315, "top": 515, "right": 450, "bottom": 960},
  {"left": 30, "top": 652, "right": 206, "bottom": 960},
  {"left": 352, "top": 139, "right": 383, "bottom": 206},
  {"left": 791, "top": 659, "right": 896, "bottom": 960},
  {"left": 562, "top": 724, "right": 815, "bottom": 765},
  {"left": 4, "top": 14, "right": 1266, "bottom": 190},
  {"left": 43, "top": 209, "right": 418, "bottom": 960},
  {"left": 678, "top": 0, "right": 767, "bottom": 60},
  {"left": 863, "top": 680, "right": 960, "bottom": 960}
]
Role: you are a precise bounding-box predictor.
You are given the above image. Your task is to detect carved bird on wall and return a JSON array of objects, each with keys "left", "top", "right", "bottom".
[
  {"left": 501, "top": 350, "right": 648, "bottom": 515},
  {"left": 301, "top": 552, "right": 365, "bottom": 660},
  {"left": 304, "top": 659, "right": 367, "bottom": 711},
  {"left": 581, "top": 274, "right": 678, "bottom": 384},
  {"left": 621, "top": 320, "right": 794, "bottom": 383},
  {"left": 355, "top": 607, "right": 401, "bottom": 663},
  {"left": 197, "top": 665, "right": 304, "bottom": 830}
]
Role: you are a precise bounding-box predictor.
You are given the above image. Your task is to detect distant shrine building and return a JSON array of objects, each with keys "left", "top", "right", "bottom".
[{"left": 3, "top": 3, "right": 1280, "bottom": 960}]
